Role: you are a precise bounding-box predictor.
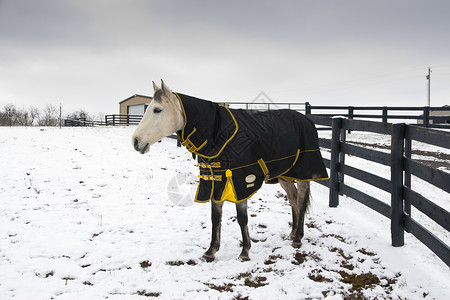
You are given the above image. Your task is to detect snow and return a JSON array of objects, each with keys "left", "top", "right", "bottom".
[{"left": 0, "top": 127, "right": 449, "bottom": 300}]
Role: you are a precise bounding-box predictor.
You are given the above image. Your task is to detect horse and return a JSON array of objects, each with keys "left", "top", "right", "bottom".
[{"left": 132, "top": 80, "right": 328, "bottom": 261}]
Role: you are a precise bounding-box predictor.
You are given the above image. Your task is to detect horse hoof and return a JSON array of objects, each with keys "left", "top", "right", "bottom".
[
  {"left": 292, "top": 241, "right": 302, "bottom": 248},
  {"left": 238, "top": 255, "right": 251, "bottom": 262},
  {"left": 202, "top": 253, "right": 215, "bottom": 262}
]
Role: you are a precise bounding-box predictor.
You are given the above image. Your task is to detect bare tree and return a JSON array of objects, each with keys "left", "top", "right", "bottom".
[
  {"left": 65, "top": 109, "right": 92, "bottom": 120},
  {"left": 38, "top": 104, "right": 59, "bottom": 126},
  {"left": 1, "top": 104, "right": 17, "bottom": 126},
  {"left": 29, "top": 106, "right": 40, "bottom": 125}
]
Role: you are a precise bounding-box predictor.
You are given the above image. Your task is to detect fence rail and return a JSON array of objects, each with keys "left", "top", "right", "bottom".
[
  {"left": 64, "top": 115, "right": 144, "bottom": 126},
  {"left": 64, "top": 118, "right": 105, "bottom": 127},
  {"left": 104, "top": 114, "right": 143, "bottom": 125},
  {"left": 222, "top": 102, "right": 307, "bottom": 112},
  {"left": 64, "top": 103, "right": 450, "bottom": 128},
  {"left": 306, "top": 104, "right": 450, "bottom": 128},
  {"left": 314, "top": 117, "right": 450, "bottom": 267}
]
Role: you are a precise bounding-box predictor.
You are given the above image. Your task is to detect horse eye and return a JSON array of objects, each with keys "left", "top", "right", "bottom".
[{"left": 153, "top": 107, "right": 162, "bottom": 113}]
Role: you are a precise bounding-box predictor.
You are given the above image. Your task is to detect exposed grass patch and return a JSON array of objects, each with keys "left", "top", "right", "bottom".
[
  {"left": 339, "top": 271, "right": 380, "bottom": 292},
  {"left": 137, "top": 290, "right": 161, "bottom": 297},
  {"left": 205, "top": 282, "right": 234, "bottom": 292},
  {"left": 330, "top": 247, "right": 353, "bottom": 260},
  {"left": 292, "top": 251, "right": 308, "bottom": 265},
  {"left": 165, "top": 259, "right": 197, "bottom": 266},
  {"left": 264, "top": 254, "right": 283, "bottom": 265},
  {"left": 35, "top": 271, "right": 54, "bottom": 278},
  {"left": 140, "top": 260, "right": 152, "bottom": 269},
  {"left": 308, "top": 269, "right": 333, "bottom": 283},
  {"left": 357, "top": 248, "right": 376, "bottom": 256},
  {"left": 244, "top": 276, "right": 268, "bottom": 288}
]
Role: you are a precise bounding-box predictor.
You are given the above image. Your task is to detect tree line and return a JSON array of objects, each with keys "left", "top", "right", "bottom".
[{"left": 0, "top": 104, "right": 100, "bottom": 126}]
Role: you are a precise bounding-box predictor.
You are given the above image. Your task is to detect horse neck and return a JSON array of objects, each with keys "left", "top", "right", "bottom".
[{"left": 172, "top": 94, "right": 185, "bottom": 132}]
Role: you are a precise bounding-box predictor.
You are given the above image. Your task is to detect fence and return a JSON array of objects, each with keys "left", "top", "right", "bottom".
[
  {"left": 222, "top": 102, "right": 307, "bottom": 112},
  {"left": 310, "top": 116, "right": 450, "bottom": 267},
  {"left": 64, "top": 102, "right": 450, "bottom": 128},
  {"left": 64, "top": 115, "right": 143, "bottom": 126},
  {"left": 64, "top": 118, "right": 105, "bottom": 127},
  {"left": 306, "top": 104, "right": 450, "bottom": 128},
  {"left": 104, "top": 114, "right": 142, "bottom": 125}
]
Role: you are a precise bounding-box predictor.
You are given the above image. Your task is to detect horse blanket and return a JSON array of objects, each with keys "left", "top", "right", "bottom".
[{"left": 174, "top": 92, "right": 328, "bottom": 203}]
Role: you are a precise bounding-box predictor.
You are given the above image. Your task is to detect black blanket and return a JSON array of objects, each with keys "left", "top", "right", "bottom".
[{"left": 174, "top": 93, "right": 328, "bottom": 203}]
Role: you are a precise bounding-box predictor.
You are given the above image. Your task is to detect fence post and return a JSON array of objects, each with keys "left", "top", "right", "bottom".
[
  {"left": 382, "top": 107, "right": 388, "bottom": 123},
  {"left": 404, "top": 127, "right": 412, "bottom": 232},
  {"left": 391, "top": 123, "right": 405, "bottom": 247},
  {"left": 338, "top": 127, "right": 346, "bottom": 192},
  {"left": 423, "top": 106, "right": 430, "bottom": 127},
  {"left": 305, "top": 102, "right": 311, "bottom": 115},
  {"left": 329, "top": 117, "right": 343, "bottom": 207}
]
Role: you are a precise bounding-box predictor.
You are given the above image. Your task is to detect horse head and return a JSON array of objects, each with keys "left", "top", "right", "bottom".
[{"left": 132, "top": 80, "right": 184, "bottom": 154}]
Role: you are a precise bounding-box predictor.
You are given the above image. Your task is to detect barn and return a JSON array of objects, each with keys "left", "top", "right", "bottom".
[
  {"left": 119, "top": 94, "right": 153, "bottom": 116},
  {"left": 417, "top": 105, "right": 450, "bottom": 126}
]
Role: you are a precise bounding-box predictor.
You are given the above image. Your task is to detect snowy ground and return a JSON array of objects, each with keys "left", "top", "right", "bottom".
[{"left": 0, "top": 126, "right": 449, "bottom": 300}]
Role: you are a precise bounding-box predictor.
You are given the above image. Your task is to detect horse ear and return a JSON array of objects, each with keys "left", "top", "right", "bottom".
[
  {"left": 153, "top": 81, "right": 161, "bottom": 92},
  {"left": 161, "top": 80, "right": 171, "bottom": 96}
]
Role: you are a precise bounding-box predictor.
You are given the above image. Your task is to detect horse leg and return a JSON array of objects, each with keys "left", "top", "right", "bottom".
[
  {"left": 203, "top": 201, "right": 223, "bottom": 262},
  {"left": 279, "top": 179, "right": 299, "bottom": 240},
  {"left": 236, "top": 201, "right": 251, "bottom": 261},
  {"left": 293, "top": 181, "right": 311, "bottom": 247}
]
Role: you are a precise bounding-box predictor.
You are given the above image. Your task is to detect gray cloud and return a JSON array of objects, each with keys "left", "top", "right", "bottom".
[{"left": 1, "top": 0, "right": 449, "bottom": 115}]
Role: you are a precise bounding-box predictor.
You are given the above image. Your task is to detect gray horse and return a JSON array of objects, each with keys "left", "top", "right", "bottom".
[{"left": 132, "top": 80, "right": 328, "bottom": 261}]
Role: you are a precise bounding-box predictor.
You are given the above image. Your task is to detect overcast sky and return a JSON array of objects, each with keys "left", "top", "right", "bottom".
[{"left": 1, "top": 0, "right": 450, "bottom": 115}]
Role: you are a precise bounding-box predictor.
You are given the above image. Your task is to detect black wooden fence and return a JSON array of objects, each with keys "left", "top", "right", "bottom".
[
  {"left": 64, "top": 103, "right": 449, "bottom": 128},
  {"left": 64, "top": 114, "right": 143, "bottom": 126},
  {"left": 309, "top": 116, "right": 450, "bottom": 267},
  {"left": 104, "top": 114, "right": 142, "bottom": 125},
  {"left": 306, "top": 104, "right": 450, "bottom": 129}
]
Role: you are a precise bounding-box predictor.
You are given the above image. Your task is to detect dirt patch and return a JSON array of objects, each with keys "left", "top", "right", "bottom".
[
  {"left": 205, "top": 282, "right": 234, "bottom": 292},
  {"left": 136, "top": 290, "right": 161, "bottom": 297},
  {"left": 339, "top": 271, "right": 380, "bottom": 292},
  {"left": 330, "top": 247, "right": 353, "bottom": 260},
  {"left": 308, "top": 269, "right": 333, "bottom": 283},
  {"left": 292, "top": 251, "right": 308, "bottom": 265},
  {"left": 357, "top": 248, "right": 376, "bottom": 256},
  {"left": 264, "top": 254, "right": 283, "bottom": 265},
  {"left": 244, "top": 276, "right": 268, "bottom": 288},
  {"left": 35, "top": 271, "right": 54, "bottom": 278},
  {"left": 165, "top": 259, "right": 197, "bottom": 266},
  {"left": 140, "top": 260, "right": 151, "bottom": 269}
]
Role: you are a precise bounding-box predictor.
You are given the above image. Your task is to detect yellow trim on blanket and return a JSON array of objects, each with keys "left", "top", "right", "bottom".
[
  {"left": 198, "top": 174, "right": 222, "bottom": 181},
  {"left": 194, "top": 159, "right": 214, "bottom": 201},
  {"left": 257, "top": 158, "right": 269, "bottom": 175},
  {"left": 220, "top": 169, "right": 238, "bottom": 203},
  {"left": 198, "top": 106, "right": 238, "bottom": 159},
  {"left": 212, "top": 189, "right": 260, "bottom": 204},
  {"left": 279, "top": 175, "right": 330, "bottom": 182},
  {"left": 174, "top": 92, "right": 239, "bottom": 160},
  {"left": 198, "top": 162, "right": 221, "bottom": 168},
  {"left": 271, "top": 148, "right": 301, "bottom": 180}
]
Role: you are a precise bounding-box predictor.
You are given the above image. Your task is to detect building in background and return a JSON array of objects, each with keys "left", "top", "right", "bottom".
[{"left": 119, "top": 94, "right": 152, "bottom": 116}]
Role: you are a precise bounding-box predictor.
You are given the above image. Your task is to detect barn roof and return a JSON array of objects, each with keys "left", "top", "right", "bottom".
[{"left": 119, "top": 94, "right": 153, "bottom": 104}]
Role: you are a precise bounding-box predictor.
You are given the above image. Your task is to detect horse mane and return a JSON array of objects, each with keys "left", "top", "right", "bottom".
[{"left": 153, "top": 90, "right": 164, "bottom": 103}]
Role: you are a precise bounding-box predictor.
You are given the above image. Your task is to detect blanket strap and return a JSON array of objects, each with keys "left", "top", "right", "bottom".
[
  {"left": 257, "top": 158, "right": 269, "bottom": 178},
  {"left": 198, "top": 174, "right": 222, "bottom": 181}
]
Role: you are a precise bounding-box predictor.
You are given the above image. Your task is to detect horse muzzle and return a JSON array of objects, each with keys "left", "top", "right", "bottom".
[{"left": 133, "top": 138, "right": 149, "bottom": 154}]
